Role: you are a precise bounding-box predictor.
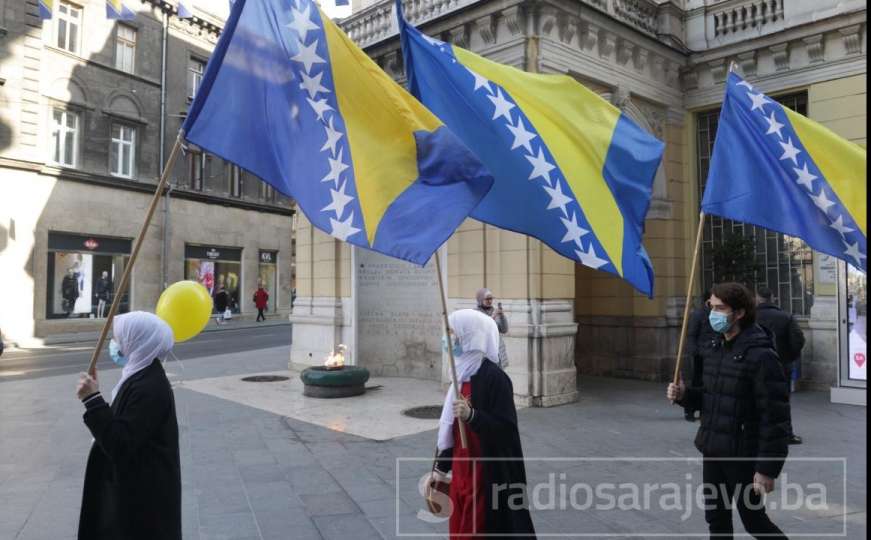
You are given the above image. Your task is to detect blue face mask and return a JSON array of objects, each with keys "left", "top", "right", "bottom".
[
  {"left": 108, "top": 339, "right": 128, "bottom": 367},
  {"left": 709, "top": 310, "right": 732, "bottom": 334}
]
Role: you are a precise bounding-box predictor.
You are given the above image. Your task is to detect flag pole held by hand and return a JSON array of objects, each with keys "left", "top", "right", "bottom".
[{"left": 434, "top": 253, "right": 468, "bottom": 449}]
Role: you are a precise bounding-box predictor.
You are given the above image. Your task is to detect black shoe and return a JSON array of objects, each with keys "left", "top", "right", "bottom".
[{"left": 788, "top": 435, "right": 803, "bottom": 445}]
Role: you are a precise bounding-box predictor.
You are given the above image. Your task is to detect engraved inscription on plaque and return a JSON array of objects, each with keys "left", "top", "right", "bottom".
[{"left": 355, "top": 248, "right": 441, "bottom": 380}]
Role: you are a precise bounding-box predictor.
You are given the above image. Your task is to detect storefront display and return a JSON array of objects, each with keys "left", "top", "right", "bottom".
[
  {"left": 185, "top": 244, "right": 242, "bottom": 314},
  {"left": 258, "top": 250, "right": 278, "bottom": 312},
  {"left": 846, "top": 264, "right": 867, "bottom": 382},
  {"left": 46, "top": 232, "right": 130, "bottom": 319}
]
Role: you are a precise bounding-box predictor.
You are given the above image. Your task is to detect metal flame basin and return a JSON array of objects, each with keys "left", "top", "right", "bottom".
[{"left": 300, "top": 366, "right": 370, "bottom": 398}]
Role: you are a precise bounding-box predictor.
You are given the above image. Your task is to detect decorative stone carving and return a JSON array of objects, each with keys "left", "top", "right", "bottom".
[
  {"left": 737, "top": 50, "right": 756, "bottom": 77},
  {"left": 448, "top": 24, "right": 469, "bottom": 49},
  {"left": 558, "top": 17, "right": 578, "bottom": 45},
  {"left": 636, "top": 49, "right": 652, "bottom": 72},
  {"left": 665, "top": 60, "right": 681, "bottom": 87},
  {"left": 474, "top": 14, "right": 497, "bottom": 45},
  {"left": 598, "top": 29, "right": 617, "bottom": 59},
  {"left": 538, "top": 6, "right": 558, "bottom": 38},
  {"left": 803, "top": 34, "right": 825, "bottom": 63},
  {"left": 681, "top": 67, "right": 699, "bottom": 90},
  {"left": 839, "top": 25, "right": 863, "bottom": 56},
  {"left": 617, "top": 38, "right": 635, "bottom": 65},
  {"left": 769, "top": 42, "right": 790, "bottom": 72},
  {"left": 503, "top": 5, "right": 525, "bottom": 37},
  {"left": 708, "top": 58, "right": 727, "bottom": 83},
  {"left": 579, "top": 20, "right": 598, "bottom": 51}
]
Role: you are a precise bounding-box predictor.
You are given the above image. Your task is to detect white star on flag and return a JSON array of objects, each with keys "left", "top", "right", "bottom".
[
  {"left": 421, "top": 33, "right": 445, "bottom": 48},
  {"left": 736, "top": 80, "right": 754, "bottom": 90},
  {"left": 764, "top": 111, "right": 785, "bottom": 140},
  {"left": 575, "top": 243, "right": 608, "bottom": 269},
  {"left": 291, "top": 39, "right": 325, "bottom": 74},
  {"left": 748, "top": 91, "right": 771, "bottom": 112},
  {"left": 525, "top": 146, "right": 556, "bottom": 183},
  {"left": 560, "top": 212, "right": 588, "bottom": 247},
  {"left": 542, "top": 180, "right": 573, "bottom": 217},
  {"left": 808, "top": 188, "right": 835, "bottom": 214},
  {"left": 505, "top": 116, "right": 537, "bottom": 154},
  {"left": 322, "top": 181, "right": 354, "bottom": 219},
  {"left": 320, "top": 117, "right": 343, "bottom": 156},
  {"left": 793, "top": 163, "right": 817, "bottom": 191},
  {"left": 286, "top": 4, "right": 319, "bottom": 43},
  {"left": 843, "top": 239, "right": 866, "bottom": 265},
  {"left": 467, "top": 67, "right": 492, "bottom": 94},
  {"left": 306, "top": 97, "right": 333, "bottom": 122},
  {"left": 300, "top": 71, "right": 329, "bottom": 99},
  {"left": 487, "top": 88, "right": 516, "bottom": 122},
  {"left": 778, "top": 137, "right": 801, "bottom": 165},
  {"left": 321, "top": 148, "right": 349, "bottom": 186},
  {"left": 330, "top": 212, "right": 361, "bottom": 241},
  {"left": 830, "top": 215, "right": 855, "bottom": 236}
]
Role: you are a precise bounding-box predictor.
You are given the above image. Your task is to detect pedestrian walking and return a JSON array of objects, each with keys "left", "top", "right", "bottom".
[
  {"left": 756, "top": 286, "right": 806, "bottom": 445},
  {"left": 213, "top": 285, "right": 229, "bottom": 325},
  {"left": 431, "top": 309, "right": 536, "bottom": 538},
  {"left": 667, "top": 282, "right": 790, "bottom": 540},
  {"left": 682, "top": 290, "right": 716, "bottom": 421},
  {"left": 75, "top": 311, "right": 181, "bottom": 540},
  {"left": 475, "top": 287, "right": 509, "bottom": 369},
  {"left": 254, "top": 284, "right": 269, "bottom": 322}
]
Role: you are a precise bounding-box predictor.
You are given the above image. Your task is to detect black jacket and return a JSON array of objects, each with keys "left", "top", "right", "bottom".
[
  {"left": 756, "top": 303, "right": 805, "bottom": 364},
  {"left": 437, "top": 360, "right": 536, "bottom": 538},
  {"left": 78, "top": 360, "right": 181, "bottom": 540},
  {"left": 683, "top": 306, "right": 717, "bottom": 381},
  {"left": 681, "top": 324, "right": 791, "bottom": 478}
]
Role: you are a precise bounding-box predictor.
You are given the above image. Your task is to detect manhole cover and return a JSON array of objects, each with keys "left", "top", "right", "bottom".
[
  {"left": 241, "top": 375, "right": 290, "bottom": 383},
  {"left": 402, "top": 405, "right": 443, "bottom": 419}
]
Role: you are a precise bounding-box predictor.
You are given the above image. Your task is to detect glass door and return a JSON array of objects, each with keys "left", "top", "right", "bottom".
[{"left": 839, "top": 261, "right": 867, "bottom": 387}]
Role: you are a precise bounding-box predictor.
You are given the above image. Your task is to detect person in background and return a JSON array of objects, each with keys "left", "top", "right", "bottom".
[
  {"left": 475, "top": 288, "right": 509, "bottom": 369},
  {"left": 667, "top": 282, "right": 790, "bottom": 540},
  {"left": 755, "top": 286, "right": 806, "bottom": 445},
  {"left": 75, "top": 311, "right": 181, "bottom": 540},
  {"left": 213, "top": 284, "right": 229, "bottom": 325},
  {"left": 683, "top": 289, "right": 715, "bottom": 421},
  {"left": 62, "top": 267, "right": 80, "bottom": 317},
  {"left": 95, "top": 271, "right": 113, "bottom": 319},
  {"left": 254, "top": 282, "right": 269, "bottom": 322}
]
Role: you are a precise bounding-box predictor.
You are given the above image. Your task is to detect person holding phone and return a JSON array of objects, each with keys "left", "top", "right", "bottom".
[{"left": 475, "top": 288, "right": 509, "bottom": 369}]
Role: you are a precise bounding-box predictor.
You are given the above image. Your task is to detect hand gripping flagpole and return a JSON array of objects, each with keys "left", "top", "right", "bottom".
[
  {"left": 672, "top": 61, "right": 739, "bottom": 390},
  {"left": 434, "top": 253, "right": 469, "bottom": 449},
  {"left": 86, "top": 131, "right": 186, "bottom": 377}
]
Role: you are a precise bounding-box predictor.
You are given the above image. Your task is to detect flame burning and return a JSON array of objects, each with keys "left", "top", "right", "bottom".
[{"left": 324, "top": 344, "right": 347, "bottom": 370}]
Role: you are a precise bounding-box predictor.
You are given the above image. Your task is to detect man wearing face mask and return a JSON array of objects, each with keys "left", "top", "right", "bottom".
[{"left": 667, "top": 282, "right": 790, "bottom": 539}]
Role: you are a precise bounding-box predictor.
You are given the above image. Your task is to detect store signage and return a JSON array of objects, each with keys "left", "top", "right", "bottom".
[
  {"left": 206, "top": 248, "right": 220, "bottom": 259},
  {"left": 83, "top": 238, "right": 99, "bottom": 250}
]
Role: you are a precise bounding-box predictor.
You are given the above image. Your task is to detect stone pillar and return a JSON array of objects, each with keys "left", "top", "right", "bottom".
[{"left": 289, "top": 215, "right": 353, "bottom": 369}]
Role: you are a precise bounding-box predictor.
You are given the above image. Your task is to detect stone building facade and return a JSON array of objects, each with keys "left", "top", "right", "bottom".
[
  {"left": 291, "top": 0, "right": 866, "bottom": 405},
  {"left": 0, "top": 0, "right": 295, "bottom": 345}
]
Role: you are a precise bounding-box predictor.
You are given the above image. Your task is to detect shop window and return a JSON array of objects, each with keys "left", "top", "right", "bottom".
[
  {"left": 184, "top": 245, "right": 242, "bottom": 314},
  {"left": 188, "top": 57, "right": 206, "bottom": 100},
  {"left": 51, "top": 108, "right": 79, "bottom": 168},
  {"left": 696, "top": 91, "right": 814, "bottom": 316},
  {"left": 258, "top": 250, "right": 278, "bottom": 312},
  {"left": 110, "top": 123, "right": 136, "bottom": 178},
  {"left": 56, "top": 1, "right": 82, "bottom": 55},
  {"left": 115, "top": 24, "right": 137, "bottom": 74}
]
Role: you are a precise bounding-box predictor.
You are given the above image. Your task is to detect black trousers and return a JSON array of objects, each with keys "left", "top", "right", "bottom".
[
  {"left": 703, "top": 458, "right": 787, "bottom": 539},
  {"left": 256, "top": 308, "right": 265, "bottom": 321}
]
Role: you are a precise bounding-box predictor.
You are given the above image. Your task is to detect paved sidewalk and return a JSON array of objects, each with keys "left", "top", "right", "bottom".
[{"left": 0, "top": 346, "right": 865, "bottom": 539}]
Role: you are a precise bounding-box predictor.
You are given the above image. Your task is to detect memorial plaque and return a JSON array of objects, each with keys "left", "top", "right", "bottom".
[
  {"left": 355, "top": 248, "right": 442, "bottom": 380},
  {"left": 816, "top": 254, "right": 838, "bottom": 285}
]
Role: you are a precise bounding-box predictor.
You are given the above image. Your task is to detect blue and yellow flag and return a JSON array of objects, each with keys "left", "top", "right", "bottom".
[
  {"left": 39, "top": 0, "right": 53, "bottom": 19},
  {"left": 396, "top": 1, "right": 664, "bottom": 296},
  {"left": 106, "top": 0, "right": 135, "bottom": 20},
  {"left": 704, "top": 73, "right": 866, "bottom": 272},
  {"left": 183, "top": 0, "right": 493, "bottom": 265}
]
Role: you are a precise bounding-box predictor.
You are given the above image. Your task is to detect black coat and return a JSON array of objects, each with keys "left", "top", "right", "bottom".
[
  {"left": 78, "top": 360, "right": 182, "bottom": 540},
  {"left": 756, "top": 303, "right": 805, "bottom": 365},
  {"left": 683, "top": 306, "right": 717, "bottom": 382},
  {"left": 437, "top": 360, "right": 536, "bottom": 539},
  {"left": 681, "top": 324, "right": 791, "bottom": 478}
]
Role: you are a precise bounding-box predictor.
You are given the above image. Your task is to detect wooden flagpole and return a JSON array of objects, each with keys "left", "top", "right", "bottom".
[
  {"left": 672, "top": 61, "right": 739, "bottom": 388},
  {"left": 86, "top": 132, "right": 185, "bottom": 377},
  {"left": 434, "top": 253, "right": 468, "bottom": 449}
]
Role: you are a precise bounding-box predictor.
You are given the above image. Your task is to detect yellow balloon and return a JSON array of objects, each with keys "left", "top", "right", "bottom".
[{"left": 155, "top": 281, "right": 213, "bottom": 342}]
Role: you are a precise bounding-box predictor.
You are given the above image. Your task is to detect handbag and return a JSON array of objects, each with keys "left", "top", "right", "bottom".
[
  {"left": 424, "top": 448, "right": 451, "bottom": 517},
  {"left": 223, "top": 307, "right": 232, "bottom": 320}
]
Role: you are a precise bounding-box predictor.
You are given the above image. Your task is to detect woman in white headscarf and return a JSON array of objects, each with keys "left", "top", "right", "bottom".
[
  {"left": 75, "top": 311, "right": 181, "bottom": 540},
  {"left": 432, "top": 309, "right": 535, "bottom": 538}
]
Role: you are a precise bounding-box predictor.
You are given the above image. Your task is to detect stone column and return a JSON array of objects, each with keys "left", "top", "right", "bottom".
[{"left": 289, "top": 215, "right": 353, "bottom": 369}]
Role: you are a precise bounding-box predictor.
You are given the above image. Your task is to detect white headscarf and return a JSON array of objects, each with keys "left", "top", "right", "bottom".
[
  {"left": 110, "top": 311, "right": 175, "bottom": 402},
  {"left": 437, "top": 309, "right": 500, "bottom": 452}
]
